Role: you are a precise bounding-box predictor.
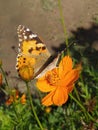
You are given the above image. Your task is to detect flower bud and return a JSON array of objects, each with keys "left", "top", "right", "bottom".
[{"left": 19, "top": 65, "right": 34, "bottom": 81}]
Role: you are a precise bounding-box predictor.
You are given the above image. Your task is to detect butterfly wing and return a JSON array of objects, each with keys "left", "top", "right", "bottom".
[
  {"left": 35, "top": 54, "right": 60, "bottom": 78},
  {"left": 16, "top": 25, "right": 51, "bottom": 78}
]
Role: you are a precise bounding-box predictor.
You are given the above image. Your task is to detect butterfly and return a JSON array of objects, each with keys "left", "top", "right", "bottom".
[{"left": 16, "top": 25, "right": 59, "bottom": 80}]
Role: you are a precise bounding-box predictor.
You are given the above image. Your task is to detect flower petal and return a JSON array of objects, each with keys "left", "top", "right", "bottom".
[
  {"left": 67, "top": 84, "right": 74, "bottom": 93},
  {"left": 59, "top": 69, "right": 79, "bottom": 87},
  {"left": 53, "top": 86, "right": 68, "bottom": 106},
  {"left": 42, "top": 91, "right": 55, "bottom": 106},
  {"left": 36, "top": 79, "right": 56, "bottom": 92},
  {"left": 59, "top": 56, "right": 72, "bottom": 78}
]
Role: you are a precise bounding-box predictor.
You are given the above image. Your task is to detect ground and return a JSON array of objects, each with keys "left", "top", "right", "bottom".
[{"left": 0, "top": 0, "right": 98, "bottom": 90}]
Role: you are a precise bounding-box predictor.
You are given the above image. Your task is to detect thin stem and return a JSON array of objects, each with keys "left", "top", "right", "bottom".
[
  {"left": 58, "top": 0, "right": 69, "bottom": 54},
  {"left": 0, "top": 87, "right": 8, "bottom": 95},
  {"left": 74, "top": 87, "right": 81, "bottom": 102},
  {"left": 69, "top": 93, "right": 85, "bottom": 111},
  {"left": 69, "top": 93, "right": 95, "bottom": 122},
  {"left": 13, "top": 102, "right": 20, "bottom": 122},
  {"left": 26, "top": 81, "right": 44, "bottom": 130}
]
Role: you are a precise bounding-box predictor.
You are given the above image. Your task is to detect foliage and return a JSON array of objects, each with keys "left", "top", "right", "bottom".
[{"left": 0, "top": 42, "right": 98, "bottom": 129}]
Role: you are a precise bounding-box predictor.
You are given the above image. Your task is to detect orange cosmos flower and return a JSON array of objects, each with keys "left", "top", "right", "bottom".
[
  {"left": 0, "top": 73, "right": 2, "bottom": 86},
  {"left": 36, "top": 55, "right": 81, "bottom": 106},
  {"left": 6, "top": 89, "right": 19, "bottom": 105},
  {"left": 6, "top": 95, "right": 14, "bottom": 105},
  {"left": 20, "top": 94, "right": 26, "bottom": 104},
  {"left": 6, "top": 89, "right": 26, "bottom": 105}
]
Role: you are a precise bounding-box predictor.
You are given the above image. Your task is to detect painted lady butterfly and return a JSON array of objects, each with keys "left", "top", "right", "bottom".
[{"left": 16, "top": 25, "right": 58, "bottom": 80}]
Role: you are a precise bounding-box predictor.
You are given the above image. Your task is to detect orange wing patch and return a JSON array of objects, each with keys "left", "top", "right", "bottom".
[
  {"left": 21, "top": 40, "right": 47, "bottom": 56},
  {"left": 16, "top": 54, "right": 36, "bottom": 70}
]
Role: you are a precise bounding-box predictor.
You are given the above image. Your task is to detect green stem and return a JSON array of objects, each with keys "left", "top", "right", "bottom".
[
  {"left": 0, "top": 87, "right": 8, "bottom": 95},
  {"left": 69, "top": 93, "right": 95, "bottom": 122},
  {"left": 13, "top": 102, "right": 20, "bottom": 122},
  {"left": 13, "top": 100, "right": 25, "bottom": 125},
  {"left": 58, "top": 0, "right": 69, "bottom": 54},
  {"left": 26, "top": 81, "right": 44, "bottom": 130},
  {"left": 74, "top": 87, "right": 81, "bottom": 102}
]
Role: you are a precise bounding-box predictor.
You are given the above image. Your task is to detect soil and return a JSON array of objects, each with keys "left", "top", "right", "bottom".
[{"left": 0, "top": 0, "right": 98, "bottom": 90}]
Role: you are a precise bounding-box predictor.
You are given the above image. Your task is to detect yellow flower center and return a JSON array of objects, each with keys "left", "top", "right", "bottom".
[{"left": 46, "top": 69, "right": 60, "bottom": 86}]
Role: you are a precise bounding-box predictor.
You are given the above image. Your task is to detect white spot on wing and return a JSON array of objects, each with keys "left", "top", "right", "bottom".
[
  {"left": 19, "top": 43, "right": 21, "bottom": 47},
  {"left": 26, "top": 28, "right": 30, "bottom": 31},
  {"left": 19, "top": 39, "right": 22, "bottom": 42},
  {"left": 18, "top": 35, "right": 22, "bottom": 37},
  {"left": 18, "top": 48, "right": 21, "bottom": 52},
  {"left": 29, "top": 34, "right": 37, "bottom": 39},
  {"left": 24, "top": 35, "right": 27, "bottom": 40}
]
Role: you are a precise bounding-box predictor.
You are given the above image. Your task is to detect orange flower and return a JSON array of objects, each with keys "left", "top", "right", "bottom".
[
  {"left": 6, "top": 89, "right": 26, "bottom": 105},
  {"left": 0, "top": 73, "right": 2, "bottom": 86},
  {"left": 20, "top": 94, "right": 26, "bottom": 104},
  {"left": 6, "top": 89, "right": 19, "bottom": 105},
  {"left": 36, "top": 56, "right": 81, "bottom": 106},
  {"left": 6, "top": 95, "right": 14, "bottom": 105},
  {"left": 45, "top": 107, "right": 52, "bottom": 113}
]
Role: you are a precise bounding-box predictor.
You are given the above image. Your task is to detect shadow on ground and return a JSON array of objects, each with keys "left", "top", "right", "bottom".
[
  {"left": 50, "top": 23, "right": 98, "bottom": 68},
  {"left": 71, "top": 23, "right": 98, "bottom": 46}
]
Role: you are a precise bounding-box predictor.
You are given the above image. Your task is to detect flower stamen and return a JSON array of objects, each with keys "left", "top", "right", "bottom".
[{"left": 45, "top": 69, "right": 60, "bottom": 86}]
